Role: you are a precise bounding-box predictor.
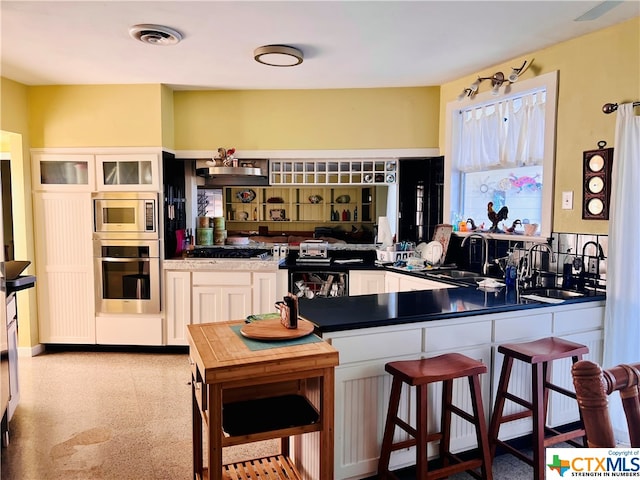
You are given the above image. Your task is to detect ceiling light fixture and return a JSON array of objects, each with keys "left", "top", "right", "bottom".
[
  {"left": 254, "top": 45, "right": 303, "bottom": 67},
  {"left": 457, "top": 59, "right": 533, "bottom": 100},
  {"left": 129, "top": 24, "right": 183, "bottom": 46}
]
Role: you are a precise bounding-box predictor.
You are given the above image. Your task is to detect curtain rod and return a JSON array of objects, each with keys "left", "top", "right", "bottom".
[{"left": 602, "top": 101, "right": 640, "bottom": 114}]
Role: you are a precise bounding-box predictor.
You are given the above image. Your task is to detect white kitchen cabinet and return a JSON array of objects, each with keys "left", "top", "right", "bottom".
[
  {"left": 95, "top": 153, "right": 160, "bottom": 191},
  {"left": 252, "top": 271, "right": 278, "bottom": 314},
  {"left": 349, "top": 270, "right": 386, "bottom": 295},
  {"left": 164, "top": 267, "right": 282, "bottom": 346},
  {"left": 34, "top": 192, "right": 96, "bottom": 344},
  {"left": 192, "top": 271, "right": 253, "bottom": 325},
  {"left": 31, "top": 153, "right": 95, "bottom": 191},
  {"left": 165, "top": 270, "right": 192, "bottom": 345}
]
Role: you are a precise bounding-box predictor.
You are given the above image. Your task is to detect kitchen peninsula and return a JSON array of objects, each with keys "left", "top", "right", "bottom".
[{"left": 297, "top": 288, "right": 604, "bottom": 479}]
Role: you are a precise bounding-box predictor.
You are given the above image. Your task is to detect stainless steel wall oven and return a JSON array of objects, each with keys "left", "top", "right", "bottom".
[{"left": 94, "top": 240, "right": 160, "bottom": 314}]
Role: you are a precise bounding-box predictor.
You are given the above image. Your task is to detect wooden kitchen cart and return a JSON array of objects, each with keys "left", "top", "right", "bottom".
[{"left": 187, "top": 320, "right": 339, "bottom": 480}]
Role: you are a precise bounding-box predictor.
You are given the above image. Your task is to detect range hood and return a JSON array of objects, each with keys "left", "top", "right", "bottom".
[{"left": 195, "top": 158, "right": 269, "bottom": 186}]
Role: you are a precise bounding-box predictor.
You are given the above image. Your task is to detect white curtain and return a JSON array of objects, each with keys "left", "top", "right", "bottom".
[
  {"left": 456, "top": 92, "right": 546, "bottom": 172},
  {"left": 604, "top": 103, "right": 640, "bottom": 445}
]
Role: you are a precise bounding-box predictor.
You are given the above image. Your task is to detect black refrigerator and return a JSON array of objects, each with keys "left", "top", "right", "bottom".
[{"left": 397, "top": 157, "right": 444, "bottom": 244}]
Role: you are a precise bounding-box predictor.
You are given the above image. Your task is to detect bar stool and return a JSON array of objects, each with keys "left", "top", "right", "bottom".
[
  {"left": 378, "top": 353, "right": 492, "bottom": 480},
  {"left": 488, "top": 337, "right": 588, "bottom": 480}
]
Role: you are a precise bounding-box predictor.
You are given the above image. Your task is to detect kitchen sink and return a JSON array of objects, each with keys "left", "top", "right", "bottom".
[
  {"left": 522, "top": 288, "right": 585, "bottom": 300},
  {"left": 425, "top": 270, "right": 495, "bottom": 286}
]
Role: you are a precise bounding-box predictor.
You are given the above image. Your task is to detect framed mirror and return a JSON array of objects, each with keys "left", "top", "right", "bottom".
[{"left": 582, "top": 142, "right": 614, "bottom": 220}]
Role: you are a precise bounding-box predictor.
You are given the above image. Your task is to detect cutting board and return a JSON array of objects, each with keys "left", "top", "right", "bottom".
[{"left": 240, "top": 318, "right": 315, "bottom": 340}]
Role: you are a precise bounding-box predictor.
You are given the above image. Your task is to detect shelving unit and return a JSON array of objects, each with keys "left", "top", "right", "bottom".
[
  {"left": 270, "top": 159, "right": 397, "bottom": 185},
  {"left": 224, "top": 186, "right": 375, "bottom": 229},
  {"left": 188, "top": 320, "right": 338, "bottom": 480}
]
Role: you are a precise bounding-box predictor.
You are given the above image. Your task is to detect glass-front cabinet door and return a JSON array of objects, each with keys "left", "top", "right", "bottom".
[
  {"left": 96, "top": 153, "right": 159, "bottom": 191},
  {"left": 32, "top": 153, "right": 95, "bottom": 191}
]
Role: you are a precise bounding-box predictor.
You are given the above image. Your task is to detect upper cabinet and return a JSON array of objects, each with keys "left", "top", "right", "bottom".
[
  {"left": 32, "top": 151, "right": 162, "bottom": 192},
  {"left": 270, "top": 159, "right": 397, "bottom": 185},
  {"left": 32, "top": 153, "right": 96, "bottom": 192},
  {"left": 96, "top": 153, "right": 160, "bottom": 191}
]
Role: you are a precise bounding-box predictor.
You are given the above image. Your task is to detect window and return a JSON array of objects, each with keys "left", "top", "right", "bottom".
[{"left": 444, "top": 71, "right": 558, "bottom": 239}]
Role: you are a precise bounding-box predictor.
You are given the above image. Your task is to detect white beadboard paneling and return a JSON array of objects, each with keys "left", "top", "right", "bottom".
[{"left": 35, "top": 192, "right": 95, "bottom": 343}]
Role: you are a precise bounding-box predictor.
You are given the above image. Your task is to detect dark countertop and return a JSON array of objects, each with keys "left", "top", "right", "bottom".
[{"left": 299, "top": 286, "right": 605, "bottom": 333}]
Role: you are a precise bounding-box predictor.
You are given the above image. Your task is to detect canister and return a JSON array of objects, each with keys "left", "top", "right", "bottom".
[
  {"left": 197, "top": 216, "right": 211, "bottom": 228},
  {"left": 213, "top": 216, "right": 225, "bottom": 231},
  {"left": 196, "top": 228, "right": 213, "bottom": 246},
  {"left": 214, "top": 229, "right": 226, "bottom": 245}
]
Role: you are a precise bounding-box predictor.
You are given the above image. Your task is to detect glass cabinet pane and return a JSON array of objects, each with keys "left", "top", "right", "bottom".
[
  {"left": 40, "top": 161, "right": 89, "bottom": 185},
  {"left": 118, "top": 161, "right": 140, "bottom": 185},
  {"left": 103, "top": 162, "right": 118, "bottom": 185},
  {"left": 139, "top": 161, "right": 153, "bottom": 185}
]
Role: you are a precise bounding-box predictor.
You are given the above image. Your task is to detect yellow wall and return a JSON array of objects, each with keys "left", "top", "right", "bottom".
[
  {"left": 161, "top": 84, "right": 175, "bottom": 150},
  {"left": 0, "top": 77, "right": 39, "bottom": 350},
  {"left": 439, "top": 16, "right": 640, "bottom": 234},
  {"left": 28, "top": 84, "right": 164, "bottom": 147},
  {"left": 174, "top": 87, "right": 440, "bottom": 150}
]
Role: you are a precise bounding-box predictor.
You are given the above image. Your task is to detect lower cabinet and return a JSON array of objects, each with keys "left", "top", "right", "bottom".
[
  {"left": 164, "top": 268, "right": 279, "bottom": 346},
  {"left": 324, "top": 302, "right": 605, "bottom": 480},
  {"left": 348, "top": 270, "right": 386, "bottom": 296}
]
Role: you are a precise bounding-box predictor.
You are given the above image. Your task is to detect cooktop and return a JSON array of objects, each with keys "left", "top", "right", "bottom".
[{"left": 187, "top": 248, "right": 270, "bottom": 259}]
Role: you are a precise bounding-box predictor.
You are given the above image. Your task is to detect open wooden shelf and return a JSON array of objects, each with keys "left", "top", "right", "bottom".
[{"left": 222, "top": 455, "right": 302, "bottom": 480}]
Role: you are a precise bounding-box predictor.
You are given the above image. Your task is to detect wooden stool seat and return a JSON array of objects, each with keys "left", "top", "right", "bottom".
[
  {"left": 498, "top": 337, "right": 589, "bottom": 364},
  {"left": 489, "top": 336, "right": 588, "bottom": 480},
  {"left": 386, "top": 353, "right": 489, "bottom": 385},
  {"left": 378, "top": 353, "right": 492, "bottom": 480}
]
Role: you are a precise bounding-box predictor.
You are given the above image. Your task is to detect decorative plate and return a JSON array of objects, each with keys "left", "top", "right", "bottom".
[
  {"left": 267, "top": 197, "right": 284, "bottom": 203},
  {"left": 386, "top": 161, "right": 396, "bottom": 172},
  {"left": 309, "top": 195, "right": 323, "bottom": 204},
  {"left": 236, "top": 189, "right": 256, "bottom": 203},
  {"left": 336, "top": 195, "right": 351, "bottom": 203},
  {"left": 364, "top": 174, "right": 373, "bottom": 183},
  {"left": 270, "top": 209, "right": 286, "bottom": 220},
  {"left": 386, "top": 174, "right": 396, "bottom": 183}
]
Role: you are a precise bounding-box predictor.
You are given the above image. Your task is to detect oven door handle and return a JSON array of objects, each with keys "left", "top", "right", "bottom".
[{"left": 99, "top": 257, "right": 153, "bottom": 262}]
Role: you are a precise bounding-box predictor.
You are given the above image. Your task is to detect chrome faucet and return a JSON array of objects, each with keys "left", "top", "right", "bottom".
[{"left": 461, "top": 233, "right": 490, "bottom": 275}]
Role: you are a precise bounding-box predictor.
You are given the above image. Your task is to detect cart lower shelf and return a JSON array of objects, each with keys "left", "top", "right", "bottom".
[{"left": 221, "top": 454, "right": 302, "bottom": 480}]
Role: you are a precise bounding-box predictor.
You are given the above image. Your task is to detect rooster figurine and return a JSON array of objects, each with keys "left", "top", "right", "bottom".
[
  {"left": 505, "top": 219, "right": 522, "bottom": 233},
  {"left": 487, "top": 202, "right": 509, "bottom": 232}
]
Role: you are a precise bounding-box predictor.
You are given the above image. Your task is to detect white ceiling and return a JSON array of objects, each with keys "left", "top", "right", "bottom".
[{"left": 1, "top": 1, "right": 638, "bottom": 91}]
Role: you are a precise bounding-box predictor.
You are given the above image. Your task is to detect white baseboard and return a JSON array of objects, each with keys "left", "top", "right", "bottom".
[{"left": 18, "top": 343, "right": 45, "bottom": 357}]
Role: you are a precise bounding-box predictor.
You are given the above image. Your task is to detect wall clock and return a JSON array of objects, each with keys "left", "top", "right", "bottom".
[{"left": 582, "top": 141, "right": 614, "bottom": 220}]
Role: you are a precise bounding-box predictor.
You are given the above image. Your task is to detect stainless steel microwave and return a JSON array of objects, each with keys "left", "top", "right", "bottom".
[{"left": 93, "top": 192, "right": 158, "bottom": 239}]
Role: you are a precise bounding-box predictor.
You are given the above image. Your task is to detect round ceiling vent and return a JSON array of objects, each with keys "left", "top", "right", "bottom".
[{"left": 129, "top": 24, "right": 183, "bottom": 46}]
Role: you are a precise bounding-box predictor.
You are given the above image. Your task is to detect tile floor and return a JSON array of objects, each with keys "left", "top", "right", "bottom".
[{"left": 1, "top": 349, "right": 536, "bottom": 480}]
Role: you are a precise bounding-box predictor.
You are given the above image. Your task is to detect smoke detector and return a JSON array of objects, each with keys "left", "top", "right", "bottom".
[{"left": 129, "top": 24, "right": 183, "bottom": 46}]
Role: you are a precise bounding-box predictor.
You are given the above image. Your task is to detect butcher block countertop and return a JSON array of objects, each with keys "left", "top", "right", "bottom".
[{"left": 187, "top": 320, "right": 339, "bottom": 385}]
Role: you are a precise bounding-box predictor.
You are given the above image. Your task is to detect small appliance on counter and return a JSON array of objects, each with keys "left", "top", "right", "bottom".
[{"left": 296, "top": 240, "right": 330, "bottom": 264}]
